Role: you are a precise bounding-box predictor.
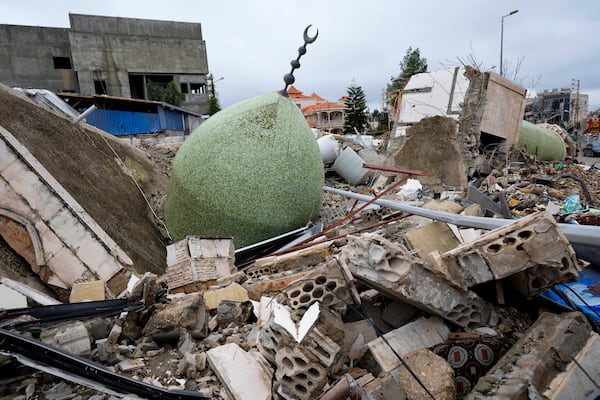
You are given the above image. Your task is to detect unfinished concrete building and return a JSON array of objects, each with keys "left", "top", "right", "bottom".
[{"left": 0, "top": 13, "right": 210, "bottom": 114}]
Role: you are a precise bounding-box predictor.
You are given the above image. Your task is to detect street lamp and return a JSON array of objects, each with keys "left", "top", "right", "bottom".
[
  {"left": 500, "top": 9, "right": 519, "bottom": 77},
  {"left": 208, "top": 74, "right": 224, "bottom": 97}
]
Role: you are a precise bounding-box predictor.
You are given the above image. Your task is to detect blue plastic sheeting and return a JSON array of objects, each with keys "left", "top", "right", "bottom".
[
  {"left": 85, "top": 106, "right": 184, "bottom": 136},
  {"left": 86, "top": 108, "right": 161, "bottom": 136},
  {"left": 541, "top": 266, "right": 600, "bottom": 330},
  {"left": 159, "top": 107, "right": 184, "bottom": 131}
]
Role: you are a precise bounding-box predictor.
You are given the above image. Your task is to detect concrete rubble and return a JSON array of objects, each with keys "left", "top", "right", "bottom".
[{"left": 1, "top": 68, "right": 600, "bottom": 400}]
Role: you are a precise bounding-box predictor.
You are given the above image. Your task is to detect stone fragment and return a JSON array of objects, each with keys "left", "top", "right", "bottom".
[
  {"left": 216, "top": 300, "right": 254, "bottom": 328},
  {"left": 95, "top": 340, "right": 122, "bottom": 365},
  {"left": 106, "top": 321, "right": 122, "bottom": 345},
  {"left": 178, "top": 330, "right": 195, "bottom": 355},
  {"left": 142, "top": 292, "right": 207, "bottom": 339},
  {"left": 129, "top": 272, "right": 158, "bottom": 307},
  {"left": 466, "top": 312, "right": 592, "bottom": 399},
  {"left": 117, "top": 358, "right": 145, "bottom": 372},
  {"left": 342, "top": 320, "right": 378, "bottom": 364},
  {"left": 341, "top": 233, "right": 497, "bottom": 329},
  {"left": 396, "top": 349, "right": 455, "bottom": 400},
  {"left": 365, "top": 316, "right": 450, "bottom": 375},
  {"left": 441, "top": 212, "right": 581, "bottom": 296},
  {"left": 44, "top": 382, "right": 73, "bottom": 400},
  {"left": 207, "top": 343, "right": 272, "bottom": 400},
  {"left": 404, "top": 221, "right": 461, "bottom": 266},
  {"left": 364, "top": 368, "right": 406, "bottom": 400},
  {"left": 544, "top": 332, "right": 600, "bottom": 399},
  {"left": 39, "top": 321, "right": 91, "bottom": 356}
]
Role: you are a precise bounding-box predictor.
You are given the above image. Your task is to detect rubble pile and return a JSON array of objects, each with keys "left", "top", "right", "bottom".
[{"left": 2, "top": 77, "right": 600, "bottom": 400}]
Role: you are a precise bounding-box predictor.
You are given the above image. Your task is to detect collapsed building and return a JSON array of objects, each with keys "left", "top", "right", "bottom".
[{"left": 1, "top": 58, "right": 600, "bottom": 400}]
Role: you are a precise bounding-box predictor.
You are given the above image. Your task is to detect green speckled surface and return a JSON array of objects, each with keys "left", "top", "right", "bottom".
[{"left": 164, "top": 91, "right": 324, "bottom": 248}]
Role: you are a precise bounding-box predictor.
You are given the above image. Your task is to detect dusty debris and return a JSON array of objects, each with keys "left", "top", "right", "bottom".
[
  {"left": 2, "top": 63, "right": 600, "bottom": 400},
  {"left": 466, "top": 311, "right": 592, "bottom": 399},
  {"left": 440, "top": 211, "right": 582, "bottom": 296},
  {"left": 341, "top": 233, "right": 498, "bottom": 329}
]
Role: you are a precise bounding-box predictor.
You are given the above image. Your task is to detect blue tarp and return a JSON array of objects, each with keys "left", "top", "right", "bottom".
[
  {"left": 85, "top": 106, "right": 184, "bottom": 136},
  {"left": 541, "top": 266, "right": 600, "bottom": 330}
]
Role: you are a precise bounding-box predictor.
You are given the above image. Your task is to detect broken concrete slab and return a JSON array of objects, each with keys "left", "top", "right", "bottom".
[
  {"left": 396, "top": 348, "right": 456, "bottom": 400},
  {"left": 244, "top": 258, "right": 358, "bottom": 315},
  {"left": 341, "top": 233, "right": 497, "bottom": 329},
  {"left": 342, "top": 320, "right": 379, "bottom": 364},
  {"left": 389, "top": 116, "right": 468, "bottom": 194},
  {"left": 544, "top": 332, "right": 600, "bottom": 399},
  {"left": 142, "top": 292, "right": 207, "bottom": 340},
  {"left": 466, "top": 311, "right": 592, "bottom": 399},
  {"left": 39, "top": 321, "right": 91, "bottom": 356},
  {"left": 404, "top": 220, "right": 461, "bottom": 266},
  {"left": 216, "top": 300, "right": 254, "bottom": 328},
  {"left": 364, "top": 316, "right": 450, "bottom": 375},
  {"left": 207, "top": 343, "right": 272, "bottom": 400},
  {"left": 441, "top": 212, "right": 581, "bottom": 296}
]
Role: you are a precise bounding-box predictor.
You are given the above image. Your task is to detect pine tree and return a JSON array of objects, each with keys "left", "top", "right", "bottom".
[
  {"left": 387, "top": 47, "right": 428, "bottom": 106},
  {"left": 208, "top": 95, "right": 221, "bottom": 115},
  {"left": 343, "top": 83, "right": 368, "bottom": 134}
]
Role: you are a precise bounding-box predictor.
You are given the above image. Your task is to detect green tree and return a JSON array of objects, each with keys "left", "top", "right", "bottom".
[
  {"left": 147, "top": 81, "right": 185, "bottom": 106},
  {"left": 343, "top": 83, "right": 368, "bottom": 134},
  {"left": 387, "top": 47, "right": 428, "bottom": 106},
  {"left": 208, "top": 95, "right": 221, "bottom": 115}
]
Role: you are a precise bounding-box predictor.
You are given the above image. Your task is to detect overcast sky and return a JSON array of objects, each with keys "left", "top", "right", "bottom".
[{"left": 4, "top": 1, "right": 599, "bottom": 112}]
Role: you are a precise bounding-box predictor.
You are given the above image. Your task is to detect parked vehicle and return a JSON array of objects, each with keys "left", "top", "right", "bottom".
[{"left": 582, "top": 141, "right": 600, "bottom": 157}]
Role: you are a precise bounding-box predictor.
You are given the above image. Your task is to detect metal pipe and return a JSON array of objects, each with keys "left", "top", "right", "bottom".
[
  {"left": 71, "top": 104, "right": 97, "bottom": 124},
  {"left": 324, "top": 186, "right": 600, "bottom": 248}
]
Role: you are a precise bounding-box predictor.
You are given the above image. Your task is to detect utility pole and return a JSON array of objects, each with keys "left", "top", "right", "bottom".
[
  {"left": 208, "top": 74, "right": 215, "bottom": 97},
  {"left": 571, "top": 78, "right": 580, "bottom": 135}
]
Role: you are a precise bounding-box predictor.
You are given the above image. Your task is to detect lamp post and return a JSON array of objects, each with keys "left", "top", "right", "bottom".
[
  {"left": 500, "top": 9, "right": 519, "bottom": 77},
  {"left": 208, "top": 74, "right": 224, "bottom": 97}
]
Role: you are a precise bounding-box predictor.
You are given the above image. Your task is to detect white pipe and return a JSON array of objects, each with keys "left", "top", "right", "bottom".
[
  {"left": 324, "top": 186, "right": 600, "bottom": 248},
  {"left": 72, "top": 104, "right": 98, "bottom": 124}
]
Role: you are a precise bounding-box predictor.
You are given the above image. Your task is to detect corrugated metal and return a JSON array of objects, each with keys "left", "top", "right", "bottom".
[
  {"left": 158, "top": 106, "right": 184, "bottom": 131},
  {"left": 86, "top": 109, "right": 162, "bottom": 136}
]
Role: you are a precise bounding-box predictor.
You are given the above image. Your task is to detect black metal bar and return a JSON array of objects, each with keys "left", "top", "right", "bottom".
[{"left": 0, "top": 328, "right": 210, "bottom": 399}]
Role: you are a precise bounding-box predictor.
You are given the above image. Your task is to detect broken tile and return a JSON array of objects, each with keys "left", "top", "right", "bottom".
[{"left": 207, "top": 343, "right": 272, "bottom": 400}]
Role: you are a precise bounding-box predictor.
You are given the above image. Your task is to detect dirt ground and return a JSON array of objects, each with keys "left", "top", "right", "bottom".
[{"left": 0, "top": 85, "right": 169, "bottom": 277}]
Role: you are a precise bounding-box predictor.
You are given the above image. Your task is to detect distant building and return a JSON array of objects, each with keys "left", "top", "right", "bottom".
[
  {"left": 0, "top": 13, "right": 210, "bottom": 114},
  {"left": 525, "top": 88, "right": 589, "bottom": 132},
  {"left": 287, "top": 85, "right": 345, "bottom": 134}
]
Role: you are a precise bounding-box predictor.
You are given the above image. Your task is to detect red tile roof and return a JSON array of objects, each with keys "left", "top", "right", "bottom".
[
  {"left": 287, "top": 85, "right": 310, "bottom": 99},
  {"left": 301, "top": 102, "right": 344, "bottom": 115},
  {"left": 309, "top": 92, "right": 326, "bottom": 101}
]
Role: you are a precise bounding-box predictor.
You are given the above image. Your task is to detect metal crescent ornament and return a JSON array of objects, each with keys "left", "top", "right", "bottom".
[{"left": 280, "top": 25, "right": 319, "bottom": 96}]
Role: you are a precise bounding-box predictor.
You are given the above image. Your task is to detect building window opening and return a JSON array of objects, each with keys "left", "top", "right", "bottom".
[
  {"left": 190, "top": 83, "right": 205, "bottom": 94},
  {"left": 180, "top": 83, "right": 189, "bottom": 94},
  {"left": 94, "top": 80, "right": 108, "bottom": 95},
  {"left": 53, "top": 56, "right": 72, "bottom": 69}
]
